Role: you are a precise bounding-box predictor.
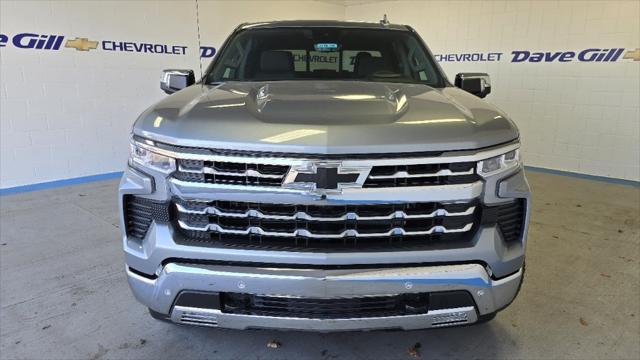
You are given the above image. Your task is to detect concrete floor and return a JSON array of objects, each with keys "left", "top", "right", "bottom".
[{"left": 0, "top": 171, "right": 638, "bottom": 360}]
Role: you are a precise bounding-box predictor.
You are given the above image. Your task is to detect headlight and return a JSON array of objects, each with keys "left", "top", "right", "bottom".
[
  {"left": 129, "top": 140, "right": 175, "bottom": 174},
  {"left": 477, "top": 149, "right": 521, "bottom": 177}
]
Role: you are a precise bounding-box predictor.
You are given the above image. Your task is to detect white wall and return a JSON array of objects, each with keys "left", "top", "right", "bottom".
[
  {"left": 0, "top": 0, "right": 345, "bottom": 188},
  {"left": 2, "top": 0, "right": 639, "bottom": 189},
  {"left": 347, "top": 0, "right": 640, "bottom": 181}
]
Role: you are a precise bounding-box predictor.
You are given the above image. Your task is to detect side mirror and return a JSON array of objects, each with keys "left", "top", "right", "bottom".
[
  {"left": 160, "top": 69, "right": 195, "bottom": 94},
  {"left": 455, "top": 73, "right": 491, "bottom": 98}
]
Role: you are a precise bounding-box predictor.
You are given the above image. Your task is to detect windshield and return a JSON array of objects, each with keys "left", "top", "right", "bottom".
[{"left": 206, "top": 27, "right": 445, "bottom": 87}]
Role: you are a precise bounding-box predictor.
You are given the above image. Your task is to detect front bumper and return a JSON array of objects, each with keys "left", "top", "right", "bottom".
[{"left": 127, "top": 262, "right": 522, "bottom": 331}]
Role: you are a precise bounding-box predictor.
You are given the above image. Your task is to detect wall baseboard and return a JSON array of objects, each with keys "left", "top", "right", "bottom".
[
  {"left": 0, "top": 166, "right": 638, "bottom": 196},
  {"left": 0, "top": 172, "right": 124, "bottom": 196},
  {"left": 524, "top": 166, "right": 639, "bottom": 187}
]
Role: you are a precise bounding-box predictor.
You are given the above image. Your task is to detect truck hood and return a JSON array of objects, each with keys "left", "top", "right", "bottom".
[{"left": 134, "top": 81, "right": 518, "bottom": 154}]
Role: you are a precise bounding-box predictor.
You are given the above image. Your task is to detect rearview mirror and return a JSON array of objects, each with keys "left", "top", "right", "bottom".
[
  {"left": 160, "top": 69, "right": 195, "bottom": 94},
  {"left": 455, "top": 73, "right": 491, "bottom": 98}
]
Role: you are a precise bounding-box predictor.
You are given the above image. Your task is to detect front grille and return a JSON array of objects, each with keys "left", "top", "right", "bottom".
[
  {"left": 173, "top": 199, "right": 480, "bottom": 251},
  {"left": 174, "top": 159, "right": 289, "bottom": 186},
  {"left": 223, "top": 293, "right": 429, "bottom": 319},
  {"left": 123, "top": 196, "right": 170, "bottom": 240},
  {"left": 364, "top": 161, "right": 479, "bottom": 187},
  {"left": 171, "top": 154, "right": 480, "bottom": 189},
  {"left": 220, "top": 291, "right": 475, "bottom": 319}
]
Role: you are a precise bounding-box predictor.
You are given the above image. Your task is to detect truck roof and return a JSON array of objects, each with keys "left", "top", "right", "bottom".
[{"left": 239, "top": 20, "right": 410, "bottom": 31}]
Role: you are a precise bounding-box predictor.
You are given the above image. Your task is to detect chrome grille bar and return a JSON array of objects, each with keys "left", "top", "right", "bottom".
[
  {"left": 368, "top": 168, "right": 474, "bottom": 180},
  {"left": 176, "top": 203, "right": 476, "bottom": 221},
  {"left": 177, "top": 220, "right": 474, "bottom": 238},
  {"left": 178, "top": 165, "right": 285, "bottom": 179}
]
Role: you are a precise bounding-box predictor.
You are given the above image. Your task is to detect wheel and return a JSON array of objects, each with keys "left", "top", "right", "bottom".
[{"left": 148, "top": 308, "right": 173, "bottom": 323}]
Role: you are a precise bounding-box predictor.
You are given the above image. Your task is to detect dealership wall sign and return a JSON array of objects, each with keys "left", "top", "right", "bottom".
[
  {"left": 0, "top": 32, "right": 216, "bottom": 58},
  {"left": 435, "top": 48, "right": 639, "bottom": 63}
]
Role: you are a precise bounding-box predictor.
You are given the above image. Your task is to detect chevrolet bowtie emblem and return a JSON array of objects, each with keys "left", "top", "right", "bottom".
[
  {"left": 65, "top": 37, "right": 99, "bottom": 51},
  {"left": 282, "top": 162, "right": 370, "bottom": 195},
  {"left": 623, "top": 48, "right": 640, "bottom": 61},
  {"left": 294, "top": 167, "right": 360, "bottom": 190}
]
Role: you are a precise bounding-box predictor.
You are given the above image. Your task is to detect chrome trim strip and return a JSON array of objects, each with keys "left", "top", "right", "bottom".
[
  {"left": 369, "top": 168, "right": 474, "bottom": 179},
  {"left": 175, "top": 203, "right": 476, "bottom": 221},
  {"left": 176, "top": 307, "right": 220, "bottom": 327},
  {"left": 177, "top": 220, "right": 474, "bottom": 238},
  {"left": 178, "top": 165, "right": 285, "bottom": 179},
  {"left": 169, "top": 178, "right": 484, "bottom": 200},
  {"left": 137, "top": 140, "right": 520, "bottom": 167},
  {"left": 170, "top": 306, "right": 476, "bottom": 330}
]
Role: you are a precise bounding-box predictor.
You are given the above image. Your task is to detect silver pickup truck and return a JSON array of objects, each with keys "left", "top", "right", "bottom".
[{"left": 120, "top": 20, "right": 530, "bottom": 331}]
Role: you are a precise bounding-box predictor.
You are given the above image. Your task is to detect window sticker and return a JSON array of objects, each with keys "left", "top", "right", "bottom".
[{"left": 314, "top": 43, "right": 339, "bottom": 52}]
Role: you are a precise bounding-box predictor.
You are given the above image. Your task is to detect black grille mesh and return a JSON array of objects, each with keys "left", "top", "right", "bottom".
[
  {"left": 174, "top": 159, "right": 288, "bottom": 186},
  {"left": 496, "top": 199, "right": 526, "bottom": 243},
  {"left": 222, "top": 293, "right": 430, "bottom": 319},
  {"left": 219, "top": 290, "right": 476, "bottom": 319},
  {"left": 123, "top": 196, "right": 170, "bottom": 240},
  {"left": 364, "top": 162, "right": 479, "bottom": 188}
]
